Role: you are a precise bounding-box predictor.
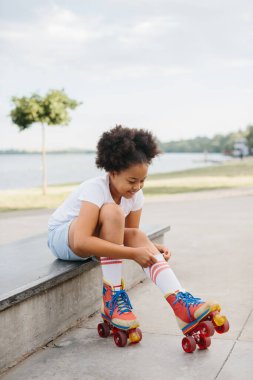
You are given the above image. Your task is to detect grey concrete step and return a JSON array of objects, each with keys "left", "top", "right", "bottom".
[{"left": 0, "top": 224, "right": 169, "bottom": 374}]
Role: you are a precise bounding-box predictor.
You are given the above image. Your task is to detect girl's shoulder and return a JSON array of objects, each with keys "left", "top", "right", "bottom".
[{"left": 76, "top": 173, "right": 110, "bottom": 205}]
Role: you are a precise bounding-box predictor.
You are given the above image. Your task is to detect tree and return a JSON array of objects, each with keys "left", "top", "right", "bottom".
[
  {"left": 10, "top": 90, "right": 81, "bottom": 194},
  {"left": 246, "top": 125, "right": 253, "bottom": 155}
]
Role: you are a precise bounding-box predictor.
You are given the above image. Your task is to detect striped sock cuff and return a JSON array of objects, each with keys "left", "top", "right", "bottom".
[
  {"left": 100, "top": 257, "right": 123, "bottom": 265},
  {"left": 148, "top": 261, "right": 170, "bottom": 284}
]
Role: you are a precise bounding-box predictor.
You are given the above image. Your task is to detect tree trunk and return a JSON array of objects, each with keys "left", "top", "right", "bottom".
[{"left": 41, "top": 123, "right": 47, "bottom": 195}]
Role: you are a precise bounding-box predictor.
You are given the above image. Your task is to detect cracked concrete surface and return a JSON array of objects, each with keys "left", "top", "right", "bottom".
[{"left": 0, "top": 189, "right": 252, "bottom": 380}]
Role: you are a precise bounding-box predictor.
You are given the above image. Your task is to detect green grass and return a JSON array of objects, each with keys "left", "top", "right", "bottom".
[
  {"left": 143, "top": 157, "right": 253, "bottom": 197},
  {"left": 0, "top": 185, "right": 75, "bottom": 212},
  {"left": 149, "top": 157, "right": 253, "bottom": 179},
  {"left": 1, "top": 157, "right": 252, "bottom": 212},
  {"left": 143, "top": 185, "right": 234, "bottom": 196}
]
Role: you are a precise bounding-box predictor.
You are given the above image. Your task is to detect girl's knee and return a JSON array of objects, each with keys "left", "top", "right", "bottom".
[{"left": 99, "top": 203, "right": 125, "bottom": 223}]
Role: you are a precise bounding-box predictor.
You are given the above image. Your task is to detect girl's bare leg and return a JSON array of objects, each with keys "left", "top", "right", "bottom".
[
  {"left": 98, "top": 203, "right": 125, "bottom": 244},
  {"left": 124, "top": 228, "right": 159, "bottom": 252},
  {"left": 97, "top": 204, "right": 125, "bottom": 288}
]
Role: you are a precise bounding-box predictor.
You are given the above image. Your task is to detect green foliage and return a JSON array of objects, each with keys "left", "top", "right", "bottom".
[
  {"left": 10, "top": 89, "right": 80, "bottom": 130},
  {"left": 246, "top": 125, "right": 253, "bottom": 155},
  {"left": 10, "top": 94, "right": 43, "bottom": 130},
  {"left": 159, "top": 129, "right": 247, "bottom": 154}
]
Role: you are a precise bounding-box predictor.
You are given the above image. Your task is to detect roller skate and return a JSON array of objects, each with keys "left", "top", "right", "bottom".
[
  {"left": 165, "top": 291, "right": 229, "bottom": 353},
  {"left": 97, "top": 279, "right": 142, "bottom": 347}
]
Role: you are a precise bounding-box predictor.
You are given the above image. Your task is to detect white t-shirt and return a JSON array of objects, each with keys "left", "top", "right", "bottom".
[{"left": 48, "top": 173, "right": 144, "bottom": 231}]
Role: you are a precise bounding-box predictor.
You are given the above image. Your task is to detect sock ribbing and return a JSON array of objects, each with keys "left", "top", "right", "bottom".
[{"left": 144, "top": 253, "right": 184, "bottom": 294}]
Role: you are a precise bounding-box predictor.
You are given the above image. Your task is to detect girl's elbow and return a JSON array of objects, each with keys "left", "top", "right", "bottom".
[{"left": 73, "top": 236, "right": 90, "bottom": 257}]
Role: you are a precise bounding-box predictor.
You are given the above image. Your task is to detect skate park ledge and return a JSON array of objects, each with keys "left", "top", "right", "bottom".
[{"left": 0, "top": 224, "right": 169, "bottom": 374}]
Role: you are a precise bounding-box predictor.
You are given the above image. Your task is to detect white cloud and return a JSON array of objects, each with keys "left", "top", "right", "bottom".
[
  {"left": 0, "top": 5, "right": 188, "bottom": 81},
  {"left": 131, "top": 16, "right": 180, "bottom": 36},
  {"left": 44, "top": 6, "right": 104, "bottom": 43},
  {"left": 0, "top": 5, "right": 104, "bottom": 55},
  {"left": 119, "top": 16, "right": 180, "bottom": 46}
]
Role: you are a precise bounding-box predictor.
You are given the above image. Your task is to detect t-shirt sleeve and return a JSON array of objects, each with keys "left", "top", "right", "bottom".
[
  {"left": 132, "top": 189, "right": 144, "bottom": 211},
  {"left": 78, "top": 182, "right": 105, "bottom": 208}
]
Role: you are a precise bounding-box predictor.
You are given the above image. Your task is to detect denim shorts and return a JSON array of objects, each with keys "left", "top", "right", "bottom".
[{"left": 48, "top": 221, "right": 87, "bottom": 261}]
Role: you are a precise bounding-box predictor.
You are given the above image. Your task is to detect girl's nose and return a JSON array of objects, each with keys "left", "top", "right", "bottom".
[{"left": 133, "top": 183, "right": 141, "bottom": 191}]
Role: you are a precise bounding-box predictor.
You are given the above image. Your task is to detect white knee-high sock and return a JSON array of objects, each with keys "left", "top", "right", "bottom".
[
  {"left": 100, "top": 254, "right": 123, "bottom": 291},
  {"left": 144, "top": 253, "right": 184, "bottom": 294}
]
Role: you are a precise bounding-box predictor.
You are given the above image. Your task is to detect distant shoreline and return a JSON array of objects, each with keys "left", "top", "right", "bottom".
[{"left": 0, "top": 149, "right": 231, "bottom": 155}]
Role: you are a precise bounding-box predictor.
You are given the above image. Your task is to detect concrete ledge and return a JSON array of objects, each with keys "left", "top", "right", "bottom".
[
  {"left": 0, "top": 224, "right": 169, "bottom": 312},
  {"left": 0, "top": 224, "right": 169, "bottom": 374}
]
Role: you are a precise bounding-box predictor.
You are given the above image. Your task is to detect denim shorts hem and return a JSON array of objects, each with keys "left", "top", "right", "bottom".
[{"left": 48, "top": 221, "right": 87, "bottom": 261}]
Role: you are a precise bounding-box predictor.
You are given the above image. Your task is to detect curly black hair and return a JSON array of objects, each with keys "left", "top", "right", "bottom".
[{"left": 96, "top": 125, "right": 160, "bottom": 172}]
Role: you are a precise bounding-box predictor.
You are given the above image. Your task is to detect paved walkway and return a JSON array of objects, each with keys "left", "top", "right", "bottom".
[{"left": 1, "top": 188, "right": 253, "bottom": 379}]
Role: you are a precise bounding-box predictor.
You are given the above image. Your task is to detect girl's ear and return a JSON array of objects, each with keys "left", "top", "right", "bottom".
[{"left": 109, "top": 171, "right": 115, "bottom": 178}]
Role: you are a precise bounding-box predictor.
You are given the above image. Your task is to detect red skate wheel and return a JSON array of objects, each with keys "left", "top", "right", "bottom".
[
  {"left": 182, "top": 336, "right": 196, "bottom": 353},
  {"left": 215, "top": 320, "right": 230, "bottom": 334},
  {"left": 197, "top": 336, "right": 211, "bottom": 350},
  {"left": 198, "top": 321, "right": 215, "bottom": 337},
  {"left": 97, "top": 322, "right": 110, "bottom": 338},
  {"left": 114, "top": 331, "right": 128, "bottom": 347}
]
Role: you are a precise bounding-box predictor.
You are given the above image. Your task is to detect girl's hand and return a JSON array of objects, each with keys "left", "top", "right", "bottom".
[
  {"left": 132, "top": 247, "right": 158, "bottom": 268},
  {"left": 155, "top": 244, "right": 172, "bottom": 261}
]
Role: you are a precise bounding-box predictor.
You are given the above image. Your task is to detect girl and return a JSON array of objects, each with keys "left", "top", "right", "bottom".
[{"left": 48, "top": 126, "right": 228, "bottom": 350}]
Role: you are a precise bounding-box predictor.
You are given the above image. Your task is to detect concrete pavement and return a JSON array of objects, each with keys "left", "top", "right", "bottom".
[{"left": 1, "top": 189, "right": 253, "bottom": 379}]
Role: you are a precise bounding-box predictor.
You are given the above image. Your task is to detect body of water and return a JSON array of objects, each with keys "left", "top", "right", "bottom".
[{"left": 0, "top": 152, "right": 230, "bottom": 190}]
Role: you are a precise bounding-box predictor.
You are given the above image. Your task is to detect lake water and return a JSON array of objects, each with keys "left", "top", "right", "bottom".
[{"left": 0, "top": 152, "right": 230, "bottom": 190}]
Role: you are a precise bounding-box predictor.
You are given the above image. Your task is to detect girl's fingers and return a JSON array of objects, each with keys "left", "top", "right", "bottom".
[
  {"left": 158, "top": 245, "right": 169, "bottom": 254},
  {"left": 163, "top": 251, "right": 171, "bottom": 261}
]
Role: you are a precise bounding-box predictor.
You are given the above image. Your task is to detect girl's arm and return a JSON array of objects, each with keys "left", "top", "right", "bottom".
[
  {"left": 69, "top": 201, "right": 130, "bottom": 259},
  {"left": 125, "top": 209, "right": 171, "bottom": 261},
  {"left": 70, "top": 202, "right": 146, "bottom": 261}
]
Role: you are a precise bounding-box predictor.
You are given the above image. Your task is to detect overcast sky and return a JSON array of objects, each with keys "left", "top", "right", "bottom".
[{"left": 0, "top": 0, "right": 252, "bottom": 150}]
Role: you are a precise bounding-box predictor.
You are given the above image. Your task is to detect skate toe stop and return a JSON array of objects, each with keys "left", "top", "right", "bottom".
[
  {"left": 210, "top": 303, "right": 221, "bottom": 312},
  {"left": 129, "top": 330, "right": 141, "bottom": 343},
  {"left": 213, "top": 313, "right": 227, "bottom": 326}
]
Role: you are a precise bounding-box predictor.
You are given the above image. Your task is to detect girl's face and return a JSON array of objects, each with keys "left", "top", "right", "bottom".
[{"left": 109, "top": 163, "right": 148, "bottom": 202}]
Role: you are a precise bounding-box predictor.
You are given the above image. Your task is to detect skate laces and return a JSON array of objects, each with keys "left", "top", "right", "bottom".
[
  {"left": 173, "top": 292, "right": 203, "bottom": 321},
  {"left": 109, "top": 290, "right": 133, "bottom": 317}
]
